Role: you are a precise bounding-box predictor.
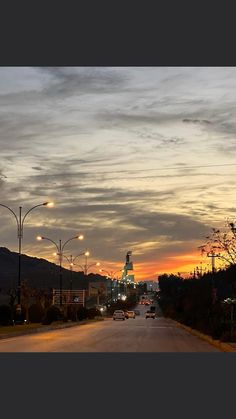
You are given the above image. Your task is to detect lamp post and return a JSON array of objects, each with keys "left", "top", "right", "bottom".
[
  {"left": 207, "top": 248, "right": 221, "bottom": 304},
  {"left": 75, "top": 251, "right": 100, "bottom": 274},
  {"left": 37, "top": 234, "right": 84, "bottom": 306},
  {"left": 99, "top": 269, "right": 122, "bottom": 301},
  {"left": 0, "top": 201, "right": 53, "bottom": 307},
  {"left": 61, "top": 251, "right": 88, "bottom": 290}
]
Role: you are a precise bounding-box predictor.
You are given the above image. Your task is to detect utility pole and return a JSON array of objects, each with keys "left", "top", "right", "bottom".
[
  {"left": 207, "top": 251, "right": 220, "bottom": 274},
  {"left": 207, "top": 250, "right": 220, "bottom": 304}
]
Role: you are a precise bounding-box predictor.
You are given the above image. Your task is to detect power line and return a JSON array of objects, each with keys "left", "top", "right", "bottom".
[{"left": 2, "top": 163, "right": 236, "bottom": 179}]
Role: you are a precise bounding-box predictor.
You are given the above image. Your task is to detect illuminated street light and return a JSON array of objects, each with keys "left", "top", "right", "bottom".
[
  {"left": 37, "top": 234, "right": 84, "bottom": 306},
  {"left": 99, "top": 269, "right": 122, "bottom": 300},
  {"left": 0, "top": 201, "right": 53, "bottom": 308},
  {"left": 61, "top": 251, "right": 89, "bottom": 290},
  {"left": 75, "top": 251, "right": 100, "bottom": 275},
  {"left": 99, "top": 268, "right": 122, "bottom": 279}
]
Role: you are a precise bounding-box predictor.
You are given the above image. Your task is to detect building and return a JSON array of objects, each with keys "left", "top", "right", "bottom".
[{"left": 121, "top": 251, "right": 135, "bottom": 284}]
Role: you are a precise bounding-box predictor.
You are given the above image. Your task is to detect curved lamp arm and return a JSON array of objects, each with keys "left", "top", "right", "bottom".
[
  {"left": 72, "top": 252, "right": 86, "bottom": 264},
  {"left": 0, "top": 203, "right": 20, "bottom": 232},
  {"left": 87, "top": 263, "right": 100, "bottom": 269},
  {"left": 37, "top": 236, "right": 59, "bottom": 253},
  {"left": 22, "top": 202, "right": 51, "bottom": 226},
  {"left": 61, "top": 235, "right": 83, "bottom": 252},
  {"left": 62, "top": 254, "right": 71, "bottom": 264}
]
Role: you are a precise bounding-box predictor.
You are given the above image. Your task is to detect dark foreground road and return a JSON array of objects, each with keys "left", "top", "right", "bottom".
[{"left": 0, "top": 305, "right": 220, "bottom": 352}]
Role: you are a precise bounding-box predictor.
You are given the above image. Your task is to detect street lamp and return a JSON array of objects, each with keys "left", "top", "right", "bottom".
[
  {"left": 61, "top": 251, "right": 88, "bottom": 290},
  {"left": 75, "top": 251, "right": 100, "bottom": 275},
  {"left": 37, "top": 234, "right": 84, "bottom": 306},
  {"left": 99, "top": 269, "right": 122, "bottom": 279},
  {"left": 0, "top": 201, "right": 53, "bottom": 307},
  {"left": 99, "top": 269, "right": 122, "bottom": 300}
]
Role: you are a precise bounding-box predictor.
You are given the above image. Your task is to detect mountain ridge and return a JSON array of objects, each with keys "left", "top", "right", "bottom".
[{"left": 0, "top": 247, "right": 104, "bottom": 290}]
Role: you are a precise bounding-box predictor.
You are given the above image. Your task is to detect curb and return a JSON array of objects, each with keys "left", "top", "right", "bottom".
[
  {"left": 0, "top": 318, "right": 104, "bottom": 340},
  {"left": 172, "top": 319, "right": 236, "bottom": 352}
]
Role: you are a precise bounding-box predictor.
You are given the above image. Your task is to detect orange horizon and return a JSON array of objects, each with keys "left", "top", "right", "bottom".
[{"left": 24, "top": 248, "right": 217, "bottom": 282}]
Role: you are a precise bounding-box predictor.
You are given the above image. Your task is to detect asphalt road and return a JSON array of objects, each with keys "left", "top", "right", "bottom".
[{"left": 0, "top": 304, "right": 220, "bottom": 352}]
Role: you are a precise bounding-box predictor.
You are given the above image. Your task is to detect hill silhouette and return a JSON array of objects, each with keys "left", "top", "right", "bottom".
[{"left": 0, "top": 247, "right": 105, "bottom": 291}]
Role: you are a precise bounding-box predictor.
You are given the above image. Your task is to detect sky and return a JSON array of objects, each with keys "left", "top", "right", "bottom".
[{"left": 0, "top": 67, "right": 236, "bottom": 281}]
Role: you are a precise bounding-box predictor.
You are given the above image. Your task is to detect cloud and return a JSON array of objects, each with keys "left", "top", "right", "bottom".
[
  {"left": 32, "top": 166, "right": 43, "bottom": 171},
  {"left": 182, "top": 118, "right": 212, "bottom": 124},
  {"left": 0, "top": 67, "right": 236, "bottom": 278},
  {"left": 35, "top": 67, "right": 130, "bottom": 96}
]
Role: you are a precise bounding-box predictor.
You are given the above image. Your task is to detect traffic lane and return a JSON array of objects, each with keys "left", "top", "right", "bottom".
[
  {"left": 0, "top": 316, "right": 220, "bottom": 352},
  {"left": 135, "top": 303, "right": 153, "bottom": 317}
]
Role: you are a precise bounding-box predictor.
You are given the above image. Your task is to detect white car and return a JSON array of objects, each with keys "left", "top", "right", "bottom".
[
  {"left": 145, "top": 310, "right": 155, "bottom": 319},
  {"left": 126, "top": 311, "right": 136, "bottom": 319},
  {"left": 113, "top": 310, "right": 125, "bottom": 321}
]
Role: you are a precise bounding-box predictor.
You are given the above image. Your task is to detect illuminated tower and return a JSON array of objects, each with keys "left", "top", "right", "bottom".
[{"left": 122, "top": 251, "right": 135, "bottom": 283}]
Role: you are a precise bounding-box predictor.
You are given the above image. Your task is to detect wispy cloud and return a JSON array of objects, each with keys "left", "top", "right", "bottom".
[{"left": 0, "top": 67, "right": 236, "bottom": 279}]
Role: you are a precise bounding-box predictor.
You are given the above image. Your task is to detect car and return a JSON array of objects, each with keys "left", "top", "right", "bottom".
[
  {"left": 145, "top": 310, "right": 155, "bottom": 319},
  {"left": 113, "top": 310, "right": 125, "bottom": 321},
  {"left": 124, "top": 311, "right": 128, "bottom": 318},
  {"left": 145, "top": 301, "right": 150, "bottom": 305},
  {"left": 126, "top": 311, "right": 136, "bottom": 319},
  {"left": 134, "top": 309, "right": 140, "bottom": 316}
]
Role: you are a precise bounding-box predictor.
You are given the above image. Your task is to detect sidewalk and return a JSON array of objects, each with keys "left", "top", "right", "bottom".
[
  {"left": 0, "top": 318, "right": 104, "bottom": 340},
  {"left": 172, "top": 319, "right": 236, "bottom": 352}
]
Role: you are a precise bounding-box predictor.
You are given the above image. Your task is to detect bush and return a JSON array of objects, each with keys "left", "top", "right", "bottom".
[
  {"left": 220, "top": 330, "right": 236, "bottom": 342},
  {"left": 76, "top": 307, "right": 88, "bottom": 321},
  {"left": 0, "top": 304, "right": 12, "bottom": 326},
  {"left": 87, "top": 307, "right": 101, "bottom": 319},
  {"left": 42, "top": 305, "right": 62, "bottom": 325},
  {"left": 29, "top": 304, "right": 45, "bottom": 323}
]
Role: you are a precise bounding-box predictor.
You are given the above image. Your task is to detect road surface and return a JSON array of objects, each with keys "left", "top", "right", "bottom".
[{"left": 0, "top": 304, "right": 220, "bottom": 352}]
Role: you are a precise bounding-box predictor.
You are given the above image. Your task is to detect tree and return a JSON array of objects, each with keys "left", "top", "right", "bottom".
[
  {"left": 29, "top": 303, "right": 44, "bottom": 323},
  {"left": 0, "top": 305, "right": 12, "bottom": 325},
  {"left": 199, "top": 220, "right": 236, "bottom": 268},
  {"left": 21, "top": 280, "right": 32, "bottom": 322},
  {"left": 7, "top": 288, "right": 17, "bottom": 321}
]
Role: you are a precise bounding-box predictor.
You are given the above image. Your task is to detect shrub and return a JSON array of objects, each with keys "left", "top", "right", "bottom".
[
  {"left": 29, "top": 304, "right": 45, "bottom": 323},
  {"left": 87, "top": 307, "right": 101, "bottom": 319},
  {"left": 0, "top": 304, "right": 12, "bottom": 325},
  {"left": 76, "top": 307, "right": 88, "bottom": 321},
  {"left": 42, "top": 305, "right": 62, "bottom": 324},
  {"left": 220, "top": 330, "right": 236, "bottom": 342}
]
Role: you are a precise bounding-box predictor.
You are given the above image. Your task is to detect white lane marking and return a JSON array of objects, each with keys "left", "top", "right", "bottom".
[
  {"left": 108, "top": 325, "right": 173, "bottom": 329},
  {"left": 148, "top": 326, "right": 173, "bottom": 329}
]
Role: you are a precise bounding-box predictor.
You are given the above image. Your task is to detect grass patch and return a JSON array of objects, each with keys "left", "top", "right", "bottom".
[
  {"left": 0, "top": 323, "right": 45, "bottom": 335},
  {"left": 0, "top": 318, "right": 104, "bottom": 336}
]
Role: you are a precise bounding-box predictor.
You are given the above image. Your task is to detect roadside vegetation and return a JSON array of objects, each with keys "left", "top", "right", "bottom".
[{"left": 158, "top": 266, "right": 236, "bottom": 342}]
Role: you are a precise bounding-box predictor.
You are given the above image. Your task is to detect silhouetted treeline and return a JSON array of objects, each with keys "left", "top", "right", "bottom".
[{"left": 158, "top": 267, "right": 236, "bottom": 341}]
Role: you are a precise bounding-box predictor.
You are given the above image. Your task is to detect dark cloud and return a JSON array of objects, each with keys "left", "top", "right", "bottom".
[
  {"left": 35, "top": 67, "right": 130, "bottom": 97},
  {"left": 96, "top": 111, "right": 179, "bottom": 127},
  {"left": 182, "top": 118, "right": 212, "bottom": 124},
  {"left": 32, "top": 166, "right": 43, "bottom": 171}
]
